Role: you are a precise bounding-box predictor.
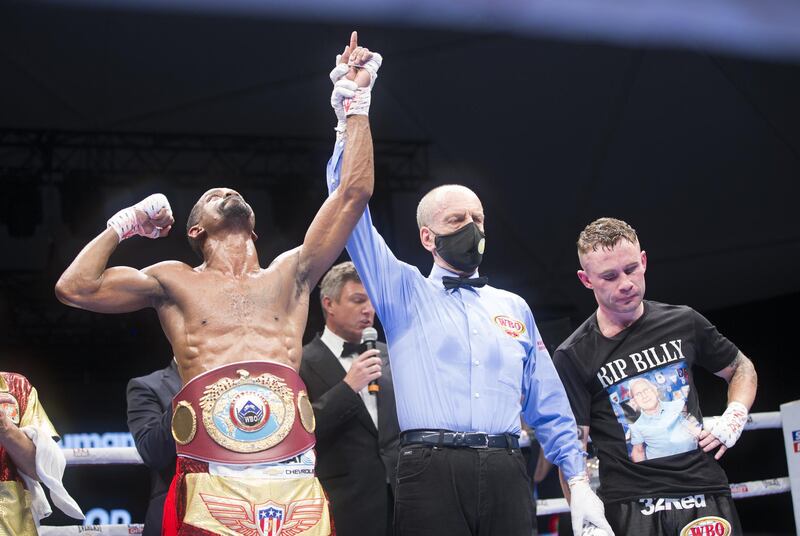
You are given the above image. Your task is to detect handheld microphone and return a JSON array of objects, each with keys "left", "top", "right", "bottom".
[{"left": 361, "top": 327, "right": 380, "bottom": 395}]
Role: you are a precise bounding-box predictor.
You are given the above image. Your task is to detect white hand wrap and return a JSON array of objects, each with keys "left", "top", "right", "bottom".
[
  {"left": 346, "top": 53, "right": 382, "bottom": 117},
  {"left": 330, "top": 62, "right": 358, "bottom": 135},
  {"left": 329, "top": 52, "right": 383, "bottom": 136},
  {"left": 107, "top": 193, "right": 171, "bottom": 241},
  {"left": 568, "top": 474, "right": 615, "bottom": 536},
  {"left": 708, "top": 401, "right": 749, "bottom": 448}
]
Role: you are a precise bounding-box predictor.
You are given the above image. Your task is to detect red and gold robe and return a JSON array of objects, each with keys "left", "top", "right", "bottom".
[{"left": 0, "top": 372, "right": 58, "bottom": 536}]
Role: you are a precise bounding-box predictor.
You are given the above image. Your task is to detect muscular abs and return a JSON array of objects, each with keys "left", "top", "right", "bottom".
[{"left": 153, "top": 256, "right": 310, "bottom": 383}]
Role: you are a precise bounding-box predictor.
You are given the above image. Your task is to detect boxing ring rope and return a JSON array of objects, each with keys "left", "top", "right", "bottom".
[
  {"left": 58, "top": 411, "right": 780, "bottom": 466},
  {"left": 38, "top": 408, "right": 799, "bottom": 535},
  {"left": 40, "top": 526, "right": 144, "bottom": 535},
  {"left": 34, "top": 477, "right": 792, "bottom": 536},
  {"left": 536, "top": 478, "right": 792, "bottom": 516},
  {"left": 62, "top": 447, "right": 144, "bottom": 466}
]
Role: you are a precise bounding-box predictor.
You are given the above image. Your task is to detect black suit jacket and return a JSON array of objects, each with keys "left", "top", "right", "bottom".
[
  {"left": 299, "top": 334, "right": 401, "bottom": 536},
  {"left": 126, "top": 361, "right": 182, "bottom": 536}
]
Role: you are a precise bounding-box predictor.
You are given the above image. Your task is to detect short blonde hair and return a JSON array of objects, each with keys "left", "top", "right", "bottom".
[{"left": 577, "top": 217, "right": 638, "bottom": 256}]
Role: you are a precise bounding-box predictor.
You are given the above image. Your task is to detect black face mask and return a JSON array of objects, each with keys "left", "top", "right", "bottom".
[{"left": 434, "top": 222, "right": 486, "bottom": 274}]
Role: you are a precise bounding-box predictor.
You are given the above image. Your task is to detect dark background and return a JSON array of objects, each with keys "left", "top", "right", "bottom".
[{"left": 1, "top": 1, "right": 799, "bottom": 533}]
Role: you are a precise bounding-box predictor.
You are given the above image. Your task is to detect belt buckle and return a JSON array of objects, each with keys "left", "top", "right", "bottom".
[{"left": 468, "top": 433, "right": 489, "bottom": 449}]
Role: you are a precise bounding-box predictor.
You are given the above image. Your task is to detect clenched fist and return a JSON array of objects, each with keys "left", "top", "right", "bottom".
[{"left": 107, "top": 193, "right": 174, "bottom": 241}]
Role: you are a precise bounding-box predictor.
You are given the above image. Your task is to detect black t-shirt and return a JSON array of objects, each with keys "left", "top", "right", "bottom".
[{"left": 553, "top": 300, "right": 739, "bottom": 503}]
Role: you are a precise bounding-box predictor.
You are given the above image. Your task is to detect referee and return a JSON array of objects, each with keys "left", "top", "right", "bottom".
[{"left": 324, "top": 59, "right": 612, "bottom": 534}]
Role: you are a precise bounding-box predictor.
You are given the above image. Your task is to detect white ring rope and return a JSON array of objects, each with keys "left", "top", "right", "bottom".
[
  {"left": 60, "top": 411, "right": 784, "bottom": 466},
  {"left": 38, "top": 478, "right": 790, "bottom": 535},
  {"left": 536, "top": 477, "right": 791, "bottom": 516},
  {"left": 39, "top": 411, "right": 789, "bottom": 534},
  {"left": 64, "top": 447, "right": 143, "bottom": 465},
  {"left": 40, "top": 526, "right": 143, "bottom": 535}
]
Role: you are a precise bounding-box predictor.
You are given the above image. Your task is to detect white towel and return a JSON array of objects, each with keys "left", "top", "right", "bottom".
[{"left": 18, "top": 425, "right": 84, "bottom": 523}]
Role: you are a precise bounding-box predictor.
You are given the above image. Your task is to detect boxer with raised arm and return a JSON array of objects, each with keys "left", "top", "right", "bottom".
[{"left": 56, "top": 32, "right": 381, "bottom": 536}]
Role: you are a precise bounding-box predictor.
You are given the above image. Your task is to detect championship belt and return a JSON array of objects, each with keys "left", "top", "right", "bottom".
[{"left": 171, "top": 361, "right": 316, "bottom": 464}]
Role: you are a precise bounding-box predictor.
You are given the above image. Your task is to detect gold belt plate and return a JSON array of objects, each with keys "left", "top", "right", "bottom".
[{"left": 199, "top": 369, "right": 296, "bottom": 453}]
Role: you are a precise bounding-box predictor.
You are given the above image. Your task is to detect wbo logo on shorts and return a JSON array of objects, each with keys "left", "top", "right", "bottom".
[{"left": 679, "top": 516, "right": 731, "bottom": 536}]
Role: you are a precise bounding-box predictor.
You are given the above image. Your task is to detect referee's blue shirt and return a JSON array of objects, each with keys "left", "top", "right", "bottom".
[{"left": 326, "top": 141, "right": 584, "bottom": 478}]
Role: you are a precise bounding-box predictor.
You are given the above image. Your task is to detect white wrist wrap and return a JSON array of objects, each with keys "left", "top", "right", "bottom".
[
  {"left": 345, "top": 53, "right": 382, "bottom": 118},
  {"left": 708, "top": 401, "right": 749, "bottom": 448},
  {"left": 330, "top": 63, "right": 357, "bottom": 137},
  {"left": 107, "top": 193, "right": 170, "bottom": 241},
  {"left": 329, "top": 52, "right": 383, "bottom": 138}
]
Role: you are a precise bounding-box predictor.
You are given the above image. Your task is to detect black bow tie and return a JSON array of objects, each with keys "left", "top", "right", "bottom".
[
  {"left": 341, "top": 342, "right": 367, "bottom": 357},
  {"left": 442, "top": 275, "right": 488, "bottom": 291}
]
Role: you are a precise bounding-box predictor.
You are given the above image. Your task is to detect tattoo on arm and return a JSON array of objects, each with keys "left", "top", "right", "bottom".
[
  {"left": 727, "top": 352, "right": 757, "bottom": 408},
  {"left": 730, "top": 356, "right": 757, "bottom": 383}
]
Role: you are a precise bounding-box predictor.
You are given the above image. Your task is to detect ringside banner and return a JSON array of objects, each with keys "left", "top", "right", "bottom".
[{"left": 780, "top": 400, "right": 800, "bottom": 534}]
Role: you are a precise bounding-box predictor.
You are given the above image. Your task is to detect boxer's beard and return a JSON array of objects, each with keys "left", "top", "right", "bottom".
[{"left": 219, "top": 197, "right": 253, "bottom": 227}]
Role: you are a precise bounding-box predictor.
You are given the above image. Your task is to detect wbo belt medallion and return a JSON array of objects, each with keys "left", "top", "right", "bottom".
[
  {"left": 200, "top": 369, "right": 296, "bottom": 453},
  {"left": 173, "top": 360, "right": 316, "bottom": 464}
]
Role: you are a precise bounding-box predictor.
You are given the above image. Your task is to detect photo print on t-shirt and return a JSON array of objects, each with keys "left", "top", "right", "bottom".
[{"left": 606, "top": 362, "right": 701, "bottom": 462}]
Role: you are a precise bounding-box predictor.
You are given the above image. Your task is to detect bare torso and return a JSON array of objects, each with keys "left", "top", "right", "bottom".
[
  {"left": 55, "top": 117, "right": 375, "bottom": 386},
  {"left": 147, "top": 250, "right": 308, "bottom": 384}
]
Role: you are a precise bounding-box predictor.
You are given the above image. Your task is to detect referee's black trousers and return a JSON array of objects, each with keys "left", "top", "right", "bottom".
[{"left": 393, "top": 444, "right": 536, "bottom": 536}]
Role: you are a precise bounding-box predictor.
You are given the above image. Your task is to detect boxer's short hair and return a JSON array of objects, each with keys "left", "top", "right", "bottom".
[{"left": 577, "top": 217, "right": 639, "bottom": 256}]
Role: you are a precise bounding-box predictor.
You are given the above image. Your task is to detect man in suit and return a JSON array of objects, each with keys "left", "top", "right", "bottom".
[
  {"left": 126, "top": 359, "right": 182, "bottom": 536},
  {"left": 300, "top": 261, "right": 400, "bottom": 536}
]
